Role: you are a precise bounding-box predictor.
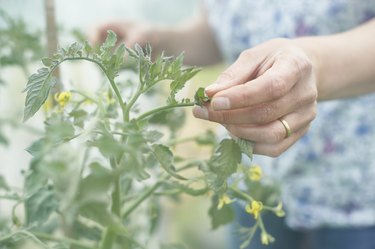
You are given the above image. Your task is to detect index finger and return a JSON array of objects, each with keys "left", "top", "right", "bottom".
[{"left": 210, "top": 56, "right": 302, "bottom": 111}]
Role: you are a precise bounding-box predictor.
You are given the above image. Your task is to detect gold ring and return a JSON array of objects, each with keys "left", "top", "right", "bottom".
[{"left": 279, "top": 118, "right": 291, "bottom": 138}]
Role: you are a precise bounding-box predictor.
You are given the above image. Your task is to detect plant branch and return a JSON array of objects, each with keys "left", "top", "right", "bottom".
[
  {"left": 230, "top": 186, "right": 254, "bottom": 202},
  {"left": 34, "top": 231, "right": 96, "bottom": 249},
  {"left": 122, "top": 179, "right": 165, "bottom": 219},
  {"left": 46, "top": 56, "right": 127, "bottom": 122},
  {"left": 123, "top": 83, "right": 143, "bottom": 122},
  {"left": 0, "top": 230, "right": 48, "bottom": 247},
  {"left": 100, "top": 158, "right": 122, "bottom": 249},
  {"left": 136, "top": 102, "right": 195, "bottom": 121}
]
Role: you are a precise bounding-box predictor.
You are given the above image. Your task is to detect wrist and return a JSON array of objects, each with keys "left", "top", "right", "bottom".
[{"left": 293, "top": 37, "right": 323, "bottom": 99}]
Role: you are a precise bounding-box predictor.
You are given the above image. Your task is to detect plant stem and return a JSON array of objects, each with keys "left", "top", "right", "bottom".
[
  {"left": 0, "top": 231, "right": 48, "bottom": 247},
  {"left": 230, "top": 186, "right": 254, "bottom": 202},
  {"left": 136, "top": 102, "right": 195, "bottom": 121},
  {"left": 34, "top": 231, "right": 96, "bottom": 249},
  {"left": 240, "top": 220, "right": 259, "bottom": 249},
  {"left": 100, "top": 158, "right": 122, "bottom": 249},
  {"left": 110, "top": 158, "right": 121, "bottom": 216},
  {"left": 70, "top": 89, "right": 98, "bottom": 104},
  {"left": 122, "top": 179, "right": 164, "bottom": 219},
  {"left": 167, "top": 136, "right": 197, "bottom": 146},
  {"left": 47, "top": 57, "right": 127, "bottom": 122},
  {"left": 123, "top": 84, "right": 143, "bottom": 122},
  {"left": 0, "top": 195, "right": 20, "bottom": 201}
]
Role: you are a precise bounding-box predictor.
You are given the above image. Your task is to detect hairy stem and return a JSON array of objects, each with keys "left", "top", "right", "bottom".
[
  {"left": 123, "top": 83, "right": 143, "bottom": 122},
  {"left": 100, "top": 158, "right": 122, "bottom": 249},
  {"left": 122, "top": 178, "right": 166, "bottom": 219},
  {"left": 46, "top": 57, "right": 127, "bottom": 122},
  {"left": 230, "top": 186, "right": 254, "bottom": 202},
  {"left": 136, "top": 102, "right": 195, "bottom": 121},
  {"left": 34, "top": 231, "right": 96, "bottom": 249}
]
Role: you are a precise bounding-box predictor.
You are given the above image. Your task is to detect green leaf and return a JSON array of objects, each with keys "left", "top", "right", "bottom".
[
  {"left": 69, "top": 109, "right": 88, "bottom": 128},
  {"left": 41, "top": 57, "right": 53, "bottom": 67},
  {"left": 23, "top": 67, "right": 56, "bottom": 121},
  {"left": 0, "top": 175, "right": 10, "bottom": 191},
  {"left": 204, "top": 139, "right": 242, "bottom": 194},
  {"left": 148, "top": 108, "right": 186, "bottom": 132},
  {"left": 233, "top": 137, "right": 254, "bottom": 160},
  {"left": 209, "top": 139, "right": 241, "bottom": 176},
  {"left": 145, "top": 43, "right": 152, "bottom": 58},
  {"left": 151, "top": 144, "right": 187, "bottom": 180},
  {"left": 72, "top": 220, "right": 102, "bottom": 241},
  {"left": 196, "top": 130, "right": 216, "bottom": 145},
  {"left": 45, "top": 116, "right": 75, "bottom": 143},
  {"left": 25, "top": 138, "right": 46, "bottom": 156},
  {"left": 114, "top": 43, "right": 125, "bottom": 69},
  {"left": 77, "top": 171, "right": 113, "bottom": 202},
  {"left": 208, "top": 196, "right": 235, "bottom": 229},
  {"left": 194, "top": 87, "right": 210, "bottom": 107},
  {"left": 125, "top": 46, "right": 139, "bottom": 59},
  {"left": 83, "top": 40, "right": 93, "bottom": 55},
  {"left": 89, "top": 132, "right": 124, "bottom": 158},
  {"left": 24, "top": 169, "right": 47, "bottom": 196},
  {"left": 0, "top": 130, "right": 9, "bottom": 146},
  {"left": 79, "top": 201, "right": 128, "bottom": 235},
  {"left": 144, "top": 130, "right": 164, "bottom": 143},
  {"left": 25, "top": 187, "right": 59, "bottom": 227},
  {"left": 100, "top": 30, "right": 117, "bottom": 60},
  {"left": 168, "top": 66, "right": 200, "bottom": 104},
  {"left": 120, "top": 151, "right": 151, "bottom": 180}
]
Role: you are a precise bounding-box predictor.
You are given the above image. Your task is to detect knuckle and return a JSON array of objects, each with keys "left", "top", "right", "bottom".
[
  {"left": 267, "top": 127, "right": 285, "bottom": 143},
  {"left": 218, "top": 69, "right": 236, "bottom": 82},
  {"left": 212, "top": 111, "right": 231, "bottom": 124},
  {"left": 239, "top": 49, "right": 253, "bottom": 59},
  {"left": 308, "top": 103, "right": 317, "bottom": 121},
  {"left": 305, "top": 87, "right": 318, "bottom": 103},
  {"left": 268, "top": 147, "right": 284, "bottom": 158},
  {"left": 267, "top": 75, "right": 287, "bottom": 99},
  {"left": 236, "top": 85, "right": 252, "bottom": 107},
  {"left": 254, "top": 103, "right": 275, "bottom": 124}
]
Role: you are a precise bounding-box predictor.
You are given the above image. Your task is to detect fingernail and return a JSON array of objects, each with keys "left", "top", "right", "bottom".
[
  {"left": 212, "top": 97, "right": 230, "bottom": 110},
  {"left": 193, "top": 106, "right": 209, "bottom": 120},
  {"left": 205, "top": 83, "right": 220, "bottom": 92}
]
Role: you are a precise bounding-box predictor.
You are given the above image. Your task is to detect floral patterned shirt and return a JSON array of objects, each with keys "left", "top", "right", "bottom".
[{"left": 204, "top": 0, "right": 375, "bottom": 229}]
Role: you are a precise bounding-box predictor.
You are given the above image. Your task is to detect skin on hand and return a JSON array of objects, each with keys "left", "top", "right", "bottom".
[
  {"left": 89, "top": 20, "right": 159, "bottom": 50},
  {"left": 193, "top": 38, "right": 318, "bottom": 157},
  {"left": 89, "top": 12, "right": 222, "bottom": 66}
]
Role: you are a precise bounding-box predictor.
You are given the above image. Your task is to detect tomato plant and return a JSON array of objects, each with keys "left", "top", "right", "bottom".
[{"left": 0, "top": 10, "right": 284, "bottom": 248}]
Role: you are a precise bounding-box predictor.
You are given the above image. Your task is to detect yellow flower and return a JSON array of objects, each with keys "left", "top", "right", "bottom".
[
  {"left": 217, "top": 194, "right": 234, "bottom": 210},
  {"left": 261, "top": 231, "right": 270, "bottom": 245},
  {"left": 245, "top": 200, "right": 263, "bottom": 219},
  {"left": 42, "top": 96, "right": 53, "bottom": 113},
  {"left": 274, "top": 201, "right": 285, "bottom": 217},
  {"left": 249, "top": 165, "right": 263, "bottom": 181},
  {"left": 54, "top": 91, "right": 72, "bottom": 108}
]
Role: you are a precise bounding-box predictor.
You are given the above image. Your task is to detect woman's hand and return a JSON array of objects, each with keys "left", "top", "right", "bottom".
[
  {"left": 193, "top": 38, "right": 318, "bottom": 157},
  {"left": 89, "top": 20, "right": 159, "bottom": 50}
]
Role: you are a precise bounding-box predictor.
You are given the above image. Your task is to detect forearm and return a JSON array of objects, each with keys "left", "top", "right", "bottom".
[
  {"left": 154, "top": 14, "right": 223, "bottom": 66},
  {"left": 295, "top": 18, "right": 375, "bottom": 100}
]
